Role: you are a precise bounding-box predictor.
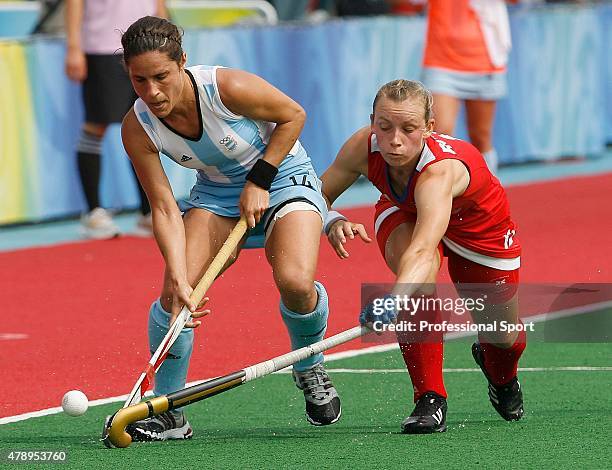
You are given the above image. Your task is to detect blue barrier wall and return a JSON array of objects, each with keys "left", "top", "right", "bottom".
[
  {"left": 602, "top": 3, "right": 612, "bottom": 143},
  {"left": 0, "top": 3, "right": 609, "bottom": 224}
]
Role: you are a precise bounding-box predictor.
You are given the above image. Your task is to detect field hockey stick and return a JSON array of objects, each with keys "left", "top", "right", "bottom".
[
  {"left": 122, "top": 217, "right": 248, "bottom": 408},
  {"left": 104, "top": 325, "right": 370, "bottom": 448}
]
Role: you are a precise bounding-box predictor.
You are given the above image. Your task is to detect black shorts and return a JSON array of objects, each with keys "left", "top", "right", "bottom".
[{"left": 82, "top": 54, "right": 137, "bottom": 124}]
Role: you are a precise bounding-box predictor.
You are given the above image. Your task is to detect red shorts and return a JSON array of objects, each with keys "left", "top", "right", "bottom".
[{"left": 374, "top": 197, "right": 519, "bottom": 303}]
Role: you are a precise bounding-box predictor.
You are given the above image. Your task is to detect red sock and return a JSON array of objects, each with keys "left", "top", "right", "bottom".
[
  {"left": 397, "top": 294, "right": 446, "bottom": 402},
  {"left": 399, "top": 341, "right": 447, "bottom": 402},
  {"left": 479, "top": 326, "right": 527, "bottom": 386}
]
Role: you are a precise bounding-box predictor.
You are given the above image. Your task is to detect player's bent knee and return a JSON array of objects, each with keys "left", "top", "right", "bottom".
[
  {"left": 276, "top": 273, "right": 317, "bottom": 312},
  {"left": 277, "top": 274, "right": 315, "bottom": 299}
]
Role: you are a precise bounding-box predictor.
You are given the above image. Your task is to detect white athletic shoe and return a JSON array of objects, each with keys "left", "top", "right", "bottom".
[
  {"left": 80, "top": 207, "right": 120, "bottom": 240},
  {"left": 126, "top": 411, "right": 193, "bottom": 442}
]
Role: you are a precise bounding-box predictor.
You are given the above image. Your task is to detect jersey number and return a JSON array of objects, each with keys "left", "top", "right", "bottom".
[
  {"left": 290, "top": 175, "right": 313, "bottom": 189},
  {"left": 504, "top": 229, "right": 516, "bottom": 249},
  {"left": 433, "top": 138, "right": 457, "bottom": 155}
]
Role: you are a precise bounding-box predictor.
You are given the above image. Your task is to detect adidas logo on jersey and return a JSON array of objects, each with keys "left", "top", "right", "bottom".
[{"left": 181, "top": 155, "right": 193, "bottom": 162}]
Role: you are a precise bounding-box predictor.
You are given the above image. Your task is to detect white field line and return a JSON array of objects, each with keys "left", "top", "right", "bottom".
[
  {"left": 1, "top": 300, "right": 610, "bottom": 425},
  {"left": 0, "top": 334, "right": 28, "bottom": 340},
  {"left": 2, "top": 365, "right": 610, "bottom": 425}
]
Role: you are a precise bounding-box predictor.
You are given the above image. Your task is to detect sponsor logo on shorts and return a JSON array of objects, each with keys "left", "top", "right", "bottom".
[{"left": 181, "top": 155, "right": 193, "bottom": 162}]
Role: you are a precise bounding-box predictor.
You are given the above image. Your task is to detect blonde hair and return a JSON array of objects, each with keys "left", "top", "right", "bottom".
[{"left": 372, "top": 79, "right": 434, "bottom": 122}]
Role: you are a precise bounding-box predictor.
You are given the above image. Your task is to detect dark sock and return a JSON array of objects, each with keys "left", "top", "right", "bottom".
[
  {"left": 76, "top": 129, "right": 103, "bottom": 212},
  {"left": 77, "top": 151, "right": 101, "bottom": 211}
]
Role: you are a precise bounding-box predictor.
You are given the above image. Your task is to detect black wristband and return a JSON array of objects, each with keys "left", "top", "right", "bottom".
[{"left": 245, "top": 159, "right": 279, "bottom": 190}]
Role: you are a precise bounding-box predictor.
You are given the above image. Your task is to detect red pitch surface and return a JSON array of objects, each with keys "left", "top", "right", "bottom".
[{"left": 1, "top": 174, "right": 611, "bottom": 417}]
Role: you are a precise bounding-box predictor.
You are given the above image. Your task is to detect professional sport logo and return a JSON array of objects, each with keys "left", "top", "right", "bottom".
[{"left": 219, "top": 135, "right": 238, "bottom": 152}]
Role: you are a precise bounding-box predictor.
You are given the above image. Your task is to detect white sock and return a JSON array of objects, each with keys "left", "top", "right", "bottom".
[{"left": 483, "top": 148, "right": 499, "bottom": 174}]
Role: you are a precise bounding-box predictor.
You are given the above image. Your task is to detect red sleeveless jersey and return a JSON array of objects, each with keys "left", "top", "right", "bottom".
[{"left": 367, "top": 132, "right": 521, "bottom": 260}]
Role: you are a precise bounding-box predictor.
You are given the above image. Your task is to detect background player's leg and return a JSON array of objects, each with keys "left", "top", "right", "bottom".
[
  {"left": 432, "top": 93, "right": 461, "bottom": 136},
  {"left": 465, "top": 99, "right": 498, "bottom": 172},
  {"left": 77, "top": 123, "right": 120, "bottom": 239},
  {"left": 77, "top": 123, "right": 105, "bottom": 211},
  {"left": 78, "top": 54, "right": 125, "bottom": 239}
]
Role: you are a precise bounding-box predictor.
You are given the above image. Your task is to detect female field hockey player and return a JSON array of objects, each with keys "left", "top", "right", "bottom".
[
  {"left": 119, "top": 16, "right": 341, "bottom": 441},
  {"left": 320, "top": 79, "right": 526, "bottom": 434}
]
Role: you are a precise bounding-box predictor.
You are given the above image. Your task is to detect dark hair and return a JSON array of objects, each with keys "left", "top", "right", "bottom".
[
  {"left": 121, "top": 16, "right": 183, "bottom": 65},
  {"left": 372, "top": 79, "right": 434, "bottom": 122}
]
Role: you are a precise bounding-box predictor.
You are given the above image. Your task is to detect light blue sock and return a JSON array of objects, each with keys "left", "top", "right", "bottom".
[
  {"left": 280, "top": 281, "right": 329, "bottom": 372},
  {"left": 148, "top": 299, "right": 194, "bottom": 396}
]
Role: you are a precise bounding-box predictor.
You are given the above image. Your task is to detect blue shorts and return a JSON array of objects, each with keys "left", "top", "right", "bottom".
[
  {"left": 178, "top": 162, "right": 327, "bottom": 249},
  {"left": 421, "top": 67, "right": 508, "bottom": 100}
]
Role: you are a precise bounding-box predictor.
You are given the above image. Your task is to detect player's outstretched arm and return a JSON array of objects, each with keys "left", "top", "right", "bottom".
[
  {"left": 320, "top": 127, "right": 372, "bottom": 259},
  {"left": 392, "top": 159, "right": 468, "bottom": 295}
]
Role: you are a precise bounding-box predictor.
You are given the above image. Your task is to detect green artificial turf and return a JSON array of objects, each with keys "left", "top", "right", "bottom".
[{"left": 1, "top": 335, "right": 610, "bottom": 469}]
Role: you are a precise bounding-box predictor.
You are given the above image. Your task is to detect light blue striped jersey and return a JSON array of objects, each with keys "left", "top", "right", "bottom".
[{"left": 134, "top": 65, "right": 310, "bottom": 187}]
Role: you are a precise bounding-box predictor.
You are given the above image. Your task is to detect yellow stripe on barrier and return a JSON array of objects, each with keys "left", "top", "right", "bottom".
[{"left": 0, "top": 42, "right": 38, "bottom": 224}]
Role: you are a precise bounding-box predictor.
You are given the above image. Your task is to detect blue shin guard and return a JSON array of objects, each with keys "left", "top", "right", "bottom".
[
  {"left": 148, "top": 299, "right": 194, "bottom": 396},
  {"left": 280, "top": 281, "right": 329, "bottom": 372}
]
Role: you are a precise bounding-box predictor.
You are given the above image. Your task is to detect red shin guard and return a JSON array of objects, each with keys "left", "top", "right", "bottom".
[
  {"left": 397, "top": 295, "right": 447, "bottom": 402},
  {"left": 399, "top": 341, "right": 447, "bottom": 402}
]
